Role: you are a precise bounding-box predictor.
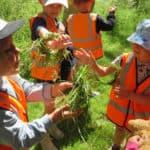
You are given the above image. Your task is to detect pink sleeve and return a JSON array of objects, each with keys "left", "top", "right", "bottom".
[{"left": 125, "top": 141, "right": 138, "bottom": 150}]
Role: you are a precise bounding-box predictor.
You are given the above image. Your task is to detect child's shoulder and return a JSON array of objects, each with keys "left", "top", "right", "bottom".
[
  {"left": 30, "top": 13, "right": 45, "bottom": 23},
  {"left": 67, "top": 14, "right": 74, "bottom": 21},
  {"left": 90, "top": 12, "right": 98, "bottom": 16},
  {"left": 122, "top": 52, "right": 130, "bottom": 57},
  {"left": 31, "top": 13, "right": 47, "bottom": 21},
  {"left": 29, "top": 13, "right": 46, "bottom": 27},
  {"left": 89, "top": 12, "right": 98, "bottom": 20}
]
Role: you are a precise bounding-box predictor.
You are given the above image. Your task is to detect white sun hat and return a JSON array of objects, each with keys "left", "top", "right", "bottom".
[
  {"left": 41, "top": 0, "right": 68, "bottom": 8},
  {"left": 0, "top": 18, "right": 25, "bottom": 40},
  {"left": 127, "top": 19, "right": 150, "bottom": 51}
]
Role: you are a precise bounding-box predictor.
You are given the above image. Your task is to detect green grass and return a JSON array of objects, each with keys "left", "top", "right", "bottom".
[{"left": 1, "top": 0, "right": 150, "bottom": 149}]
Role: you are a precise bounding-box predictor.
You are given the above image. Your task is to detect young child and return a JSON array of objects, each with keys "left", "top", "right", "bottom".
[
  {"left": 0, "top": 18, "right": 81, "bottom": 150},
  {"left": 67, "top": 0, "right": 116, "bottom": 59},
  {"left": 75, "top": 19, "right": 150, "bottom": 150},
  {"left": 30, "top": 0, "right": 74, "bottom": 82},
  {"left": 29, "top": 0, "right": 74, "bottom": 149}
]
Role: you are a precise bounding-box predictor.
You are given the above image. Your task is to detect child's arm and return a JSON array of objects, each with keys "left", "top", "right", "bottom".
[
  {"left": 91, "top": 59, "right": 116, "bottom": 77},
  {"left": 96, "top": 6, "right": 116, "bottom": 32},
  {"left": 109, "top": 6, "right": 116, "bottom": 13},
  {"left": 114, "top": 86, "right": 150, "bottom": 105},
  {"left": 38, "top": 26, "right": 49, "bottom": 38},
  {"left": 75, "top": 48, "right": 117, "bottom": 76}
]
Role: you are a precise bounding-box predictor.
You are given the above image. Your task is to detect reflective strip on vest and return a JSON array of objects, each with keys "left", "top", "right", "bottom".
[
  {"left": 109, "top": 95, "right": 150, "bottom": 118},
  {"left": 120, "top": 53, "right": 134, "bottom": 86},
  {"left": 107, "top": 53, "right": 150, "bottom": 130},
  {"left": 68, "top": 13, "right": 103, "bottom": 59},
  {"left": 0, "top": 77, "right": 28, "bottom": 150},
  {"left": 69, "top": 14, "right": 99, "bottom": 42}
]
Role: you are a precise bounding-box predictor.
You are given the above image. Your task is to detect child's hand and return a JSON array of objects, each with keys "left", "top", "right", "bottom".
[
  {"left": 46, "top": 34, "right": 72, "bottom": 50},
  {"left": 52, "top": 82, "right": 73, "bottom": 97},
  {"left": 109, "top": 6, "right": 116, "bottom": 13},
  {"left": 74, "top": 48, "right": 96, "bottom": 67},
  {"left": 49, "top": 104, "right": 83, "bottom": 123},
  {"left": 114, "top": 86, "right": 131, "bottom": 99}
]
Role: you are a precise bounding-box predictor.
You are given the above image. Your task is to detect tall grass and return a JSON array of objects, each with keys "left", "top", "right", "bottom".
[{"left": 0, "top": 0, "right": 150, "bottom": 149}]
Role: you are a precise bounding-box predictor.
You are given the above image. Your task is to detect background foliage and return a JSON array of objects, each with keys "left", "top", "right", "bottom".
[{"left": 0, "top": 0, "right": 150, "bottom": 149}]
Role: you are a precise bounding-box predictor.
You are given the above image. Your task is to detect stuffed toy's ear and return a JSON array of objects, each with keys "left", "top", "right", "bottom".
[{"left": 128, "top": 119, "right": 150, "bottom": 131}]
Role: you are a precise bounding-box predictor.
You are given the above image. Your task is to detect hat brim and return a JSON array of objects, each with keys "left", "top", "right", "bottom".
[
  {"left": 45, "top": 0, "right": 68, "bottom": 8},
  {"left": 0, "top": 19, "right": 25, "bottom": 40},
  {"left": 127, "top": 32, "right": 143, "bottom": 45},
  {"left": 127, "top": 32, "right": 150, "bottom": 51}
]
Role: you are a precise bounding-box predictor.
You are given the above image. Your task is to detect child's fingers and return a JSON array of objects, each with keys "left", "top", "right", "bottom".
[
  {"left": 63, "top": 41, "right": 72, "bottom": 48},
  {"left": 74, "top": 50, "right": 83, "bottom": 58},
  {"left": 80, "top": 48, "right": 90, "bottom": 55},
  {"left": 62, "top": 108, "right": 83, "bottom": 119},
  {"left": 60, "top": 34, "right": 71, "bottom": 41}
]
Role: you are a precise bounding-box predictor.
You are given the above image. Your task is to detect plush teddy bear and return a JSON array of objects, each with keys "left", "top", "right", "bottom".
[{"left": 128, "top": 119, "right": 150, "bottom": 150}]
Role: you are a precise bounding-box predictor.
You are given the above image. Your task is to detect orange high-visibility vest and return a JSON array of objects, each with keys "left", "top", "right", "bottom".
[
  {"left": 107, "top": 53, "right": 150, "bottom": 130},
  {"left": 0, "top": 77, "right": 28, "bottom": 150},
  {"left": 67, "top": 13, "right": 103, "bottom": 59},
  {"left": 29, "top": 13, "right": 63, "bottom": 81}
]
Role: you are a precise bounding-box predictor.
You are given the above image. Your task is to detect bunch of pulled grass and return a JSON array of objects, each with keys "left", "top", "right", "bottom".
[
  {"left": 56, "top": 65, "right": 95, "bottom": 142},
  {"left": 31, "top": 32, "right": 70, "bottom": 67}
]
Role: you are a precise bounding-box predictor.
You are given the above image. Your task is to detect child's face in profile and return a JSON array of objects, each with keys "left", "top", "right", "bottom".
[
  {"left": 42, "top": 4, "right": 63, "bottom": 18},
  {"left": 0, "top": 37, "right": 20, "bottom": 76},
  {"left": 131, "top": 43, "right": 150, "bottom": 63}
]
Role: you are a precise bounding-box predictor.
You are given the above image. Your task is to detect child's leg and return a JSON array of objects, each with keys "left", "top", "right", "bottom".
[
  {"left": 40, "top": 133, "right": 57, "bottom": 150},
  {"left": 44, "top": 99, "right": 64, "bottom": 139},
  {"left": 60, "top": 46, "right": 76, "bottom": 81},
  {"left": 60, "top": 59, "right": 70, "bottom": 80},
  {"left": 40, "top": 99, "right": 63, "bottom": 150},
  {"left": 60, "top": 58, "right": 73, "bottom": 81},
  {"left": 112, "top": 125, "right": 126, "bottom": 149}
]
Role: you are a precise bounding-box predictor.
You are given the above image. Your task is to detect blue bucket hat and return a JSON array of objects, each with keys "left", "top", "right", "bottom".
[{"left": 127, "top": 19, "right": 150, "bottom": 51}]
